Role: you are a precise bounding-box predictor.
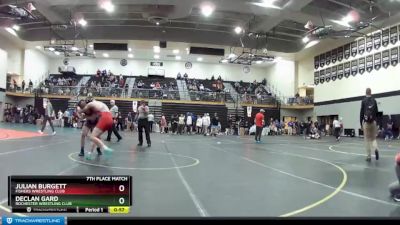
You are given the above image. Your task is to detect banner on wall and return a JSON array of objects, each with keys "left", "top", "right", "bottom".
[
  {"left": 382, "top": 28, "right": 390, "bottom": 47},
  {"left": 331, "top": 65, "right": 337, "bottom": 81},
  {"left": 337, "top": 64, "right": 344, "bottom": 80},
  {"left": 132, "top": 101, "right": 138, "bottom": 112},
  {"left": 351, "top": 41, "right": 358, "bottom": 57},
  {"left": 351, "top": 60, "right": 358, "bottom": 76},
  {"left": 373, "top": 32, "right": 381, "bottom": 50},
  {"left": 319, "top": 69, "right": 325, "bottom": 84},
  {"left": 391, "top": 47, "right": 399, "bottom": 66},
  {"left": 344, "top": 44, "right": 351, "bottom": 59},
  {"left": 374, "top": 52, "right": 382, "bottom": 70},
  {"left": 325, "top": 51, "right": 331, "bottom": 65},
  {"left": 325, "top": 67, "right": 331, "bottom": 82},
  {"left": 314, "top": 71, "right": 320, "bottom": 85},
  {"left": 344, "top": 62, "right": 351, "bottom": 78},
  {"left": 247, "top": 106, "right": 252, "bottom": 118},
  {"left": 366, "top": 55, "right": 373, "bottom": 72},
  {"left": 331, "top": 48, "right": 337, "bottom": 63},
  {"left": 366, "top": 36, "right": 373, "bottom": 52},
  {"left": 359, "top": 57, "right": 366, "bottom": 74},
  {"left": 382, "top": 50, "right": 390, "bottom": 68},
  {"left": 391, "top": 26, "right": 398, "bottom": 45},
  {"left": 358, "top": 38, "right": 365, "bottom": 55},
  {"left": 319, "top": 53, "right": 325, "bottom": 68},
  {"left": 314, "top": 56, "right": 319, "bottom": 69},
  {"left": 337, "top": 47, "right": 344, "bottom": 62}
]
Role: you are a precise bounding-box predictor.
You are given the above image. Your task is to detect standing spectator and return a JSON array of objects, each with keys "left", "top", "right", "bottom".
[
  {"left": 38, "top": 98, "right": 56, "bottom": 135},
  {"left": 21, "top": 80, "right": 25, "bottom": 93},
  {"left": 196, "top": 115, "right": 203, "bottom": 134},
  {"left": 210, "top": 113, "right": 219, "bottom": 137},
  {"left": 160, "top": 114, "right": 167, "bottom": 134},
  {"left": 254, "top": 109, "right": 265, "bottom": 142},
  {"left": 186, "top": 113, "right": 193, "bottom": 134},
  {"left": 116, "top": 112, "right": 124, "bottom": 131},
  {"left": 202, "top": 113, "right": 210, "bottom": 136},
  {"left": 171, "top": 113, "right": 178, "bottom": 134},
  {"left": 360, "top": 88, "right": 380, "bottom": 162},
  {"left": 288, "top": 120, "right": 293, "bottom": 136},
  {"left": 333, "top": 117, "right": 341, "bottom": 141},
  {"left": 385, "top": 118, "right": 394, "bottom": 141},
  {"left": 137, "top": 101, "right": 151, "bottom": 147},
  {"left": 148, "top": 112, "right": 154, "bottom": 133},
  {"left": 28, "top": 79, "right": 33, "bottom": 93},
  {"left": 106, "top": 100, "right": 122, "bottom": 142},
  {"left": 178, "top": 114, "right": 185, "bottom": 135}
]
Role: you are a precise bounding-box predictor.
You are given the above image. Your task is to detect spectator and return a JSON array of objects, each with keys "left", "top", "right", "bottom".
[
  {"left": 148, "top": 112, "right": 154, "bottom": 133},
  {"left": 177, "top": 73, "right": 182, "bottom": 80},
  {"left": 386, "top": 118, "right": 394, "bottom": 141},
  {"left": 183, "top": 73, "right": 188, "bottom": 80},
  {"left": 171, "top": 113, "right": 178, "bottom": 134},
  {"left": 178, "top": 114, "right": 185, "bottom": 135},
  {"left": 196, "top": 115, "right": 203, "bottom": 134},
  {"left": 21, "top": 80, "right": 25, "bottom": 93},
  {"left": 160, "top": 114, "right": 167, "bottom": 134},
  {"left": 186, "top": 112, "right": 192, "bottom": 134},
  {"left": 28, "top": 79, "right": 33, "bottom": 93},
  {"left": 199, "top": 84, "right": 205, "bottom": 91}
]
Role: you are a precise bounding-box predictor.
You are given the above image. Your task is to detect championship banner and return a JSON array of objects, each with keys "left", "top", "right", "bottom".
[
  {"left": 358, "top": 38, "right": 365, "bottom": 55},
  {"left": 351, "top": 41, "right": 358, "bottom": 57},
  {"left": 314, "top": 56, "right": 319, "bottom": 70},
  {"left": 374, "top": 52, "right": 382, "bottom": 70},
  {"left": 337, "top": 47, "right": 344, "bottom": 62},
  {"left": 366, "top": 55, "right": 373, "bottom": 72},
  {"left": 359, "top": 57, "right": 366, "bottom": 74},
  {"left": 373, "top": 32, "right": 381, "bottom": 50},
  {"left": 247, "top": 106, "right": 252, "bottom": 118},
  {"left": 325, "top": 67, "right": 331, "bottom": 82},
  {"left": 132, "top": 101, "right": 138, "bottom": 112},
  {"left": 314, "top": 71, "right": 319, "bottom": 85},
  {"left": 319, "top": 53, "right": 325, "bottom": 68},
  {"left": 331, "top": 49, "right": 337, "bottom": 63},
  {"left": 331, "top": 65, "right": 337, "bottom": 81},
  {"left": 366, "top": 36, "right": 373, "bottom": 52},
  {"left": 391, "top": 47, "right": 399, "bottom": 66},
  {"left": 351, "top": 60, "right": 358, "bottom": 76},
  {"left": 344, "top": 62, "right": 351, "bottom": 78},
  {"left": 391, "top": 26, "right": 399, "bottom": 45},
  {"left": 325, "top": 51, "right": 331, "bottom": 65},
  {"left": 344, "top": 44, "right": 351, "bottom": 59},
  {"left": 319, "top": 69, "right": 325, "bottom": 84},
  {"left": 382, "top": 28, "right": 389, "bottom": 47},
  {"left": 337, "top": 64, "right": 344, "bottom": 80},
  {"left": 382, "top": 50, "right": 390, "bottom": 68}
]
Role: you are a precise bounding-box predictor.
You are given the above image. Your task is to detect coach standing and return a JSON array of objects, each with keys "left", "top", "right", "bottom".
[
  {"left": 254, "top": 109, "right": 265, "bottom": 143},
  {"left": 106, "top": 100, "right": 122, "bottom": 142},
  {"left": 137, "top": 101, "right": 151, "bottom": 147},
  {"left": 360, "top": 88, "right": 379, "bottom": 162}
]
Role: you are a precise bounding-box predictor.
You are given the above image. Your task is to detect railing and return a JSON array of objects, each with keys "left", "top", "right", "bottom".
[
  {"left": 282, "top": 96, "right": 314, "bottom": 105},
  {"left": 6, "top": 85, "right": 312, "bottom": 106}
]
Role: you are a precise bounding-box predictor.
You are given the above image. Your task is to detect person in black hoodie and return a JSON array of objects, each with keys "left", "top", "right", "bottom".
[
  {"left": 360, "top": 88, "right": 380, "bottom": 162},
  {"left": 171, "top": 114, "right": 178, "bottom": 134}
]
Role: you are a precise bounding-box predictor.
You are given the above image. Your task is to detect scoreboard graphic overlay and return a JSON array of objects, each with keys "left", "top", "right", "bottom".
[{"left": 8, "top": 176, "right": 132, "bottom": 214}]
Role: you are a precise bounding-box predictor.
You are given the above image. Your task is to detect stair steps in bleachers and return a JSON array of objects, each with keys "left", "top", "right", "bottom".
[
  {"left": 77, "top": 76, "right": 91, "bottom": 93},
  {"left": 176, "top": 80, "right": 190, "bottom": 101},
  {"left": 126, "top": 77, "right": 136, "bottom": 98},
  {"left": 223, "top": 82, "right": 236, "bottom": 103},
  {"left": 148, "top": 100, "right": 162, "bottom": 122}
]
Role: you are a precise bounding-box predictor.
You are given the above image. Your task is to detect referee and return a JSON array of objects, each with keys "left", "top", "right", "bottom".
[
  {"left": 137, "top": 101, "right": 151, "bottom": 147},
  {"left": 106, "top": 100, "right": 122, "bottom": 142}
]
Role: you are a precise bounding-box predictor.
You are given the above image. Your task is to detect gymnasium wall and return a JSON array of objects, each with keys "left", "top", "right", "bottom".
[
  {"left": 263, "top": 59, "right": 296, "bottom": 97},
  {"left": 0, "top": 34, "right": 24, "bottom": 76},
  {"left": 280, "top": 109, "right": 314, "bottom": 122},
  {"left": 23, "top": 49, "right": 50, "bottom": 86},
  {"left": 0, "top": 49, "right": 7, "bottom": 89}
]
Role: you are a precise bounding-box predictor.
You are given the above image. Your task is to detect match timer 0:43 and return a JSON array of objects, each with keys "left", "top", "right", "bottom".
[{"left": 8, "top": 176, "right": 132, "bottom": 214}]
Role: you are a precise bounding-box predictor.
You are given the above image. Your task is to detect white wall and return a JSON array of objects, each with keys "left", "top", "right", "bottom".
[
  {"left": 0, "top": 34, "right": 23, "bottom": 75},
  {"left": 49, "top": 58, "right": 271, "bottom": 83},
  {"left": 0, "top": 49, "right": 7, "bottom": 89},
  {"left": 281, "top": 108, "right": 314, "bottom": 122},
  {"left": 297, "top": 56, "right": 314, "bottom": 88},
  {"left": 264, "top": 59, "right": 296, "bottom": 97},
  {"left": 24, "top": 49, "right": 50, "bottom": 86}
]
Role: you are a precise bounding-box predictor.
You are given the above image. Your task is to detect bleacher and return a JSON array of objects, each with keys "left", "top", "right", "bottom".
[
  {"left": 132, "top": 76, "right": 179, "bottom": 100},
  {"left": 162, "top": 103, "right": 228, "bottom": 130}
]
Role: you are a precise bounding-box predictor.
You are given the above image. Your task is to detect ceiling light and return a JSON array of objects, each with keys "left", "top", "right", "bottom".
[
  {"left": 252, "top": 0, "right": 281, "bottom": 9},
  {"left": 197, "top": 57, "right": 203, "bottom": 62},
  {"left": 256, "top": 60, "right": 263, "bottom": 64},
  {"left": 78, "top": 18, "right": 87, "bottom": 26},
  {"left": 234, "top": 26, "right": 243, "bottom": 34},
  {"left": 54, "top": 51, "right": 60, "bottom": 56},
  {"left": 12, "top": 25, "right": 20, "bottom": 31},
  {"left": 201, "top": 4, "right": 214, "bottom": 17},
  {"left": 71, "top": 46, "right": 78, "bottom": 51},
  {"left": 48, "top": 47, "right": 55, "bottom": 51},
  {"left": 173, "top": 49, "right": 180, "bottom": 54},
  {"left": 79, "top": 53, "right": 83, "bottom": 56},
  {"left": 35, "top": 46, "right": 41, "bottom": 49},
  {"left": 5, "top": 27, "right": 17, "bottom": 36},
  {"left": 128, "top": 47, "right": 132, "bottom": 52},
  {"left": 175, "top": 55, "right": 181, "bottom": 60},
  {"left": 100, "top": 0, "right": 115, "bottom": 13},
  {"left": 156, "top": 22, "right": 160, "bottom": 26},
  {"left": 103, "top": 53, "right": 109, "bottom": 57},
  {"left": 128, "top": 53, "right": 134, "bottom": 58},
  {"left": 228, "top": 53, "right": 237, "bottom": 59},
  {"left": 154, "top": 55, "right": 160, "bottom": 59},
  {"left": 331, "top": 19, "right": 351, "bottom": 28},
  {"left": 304, "top": 40, "right": 320, "bottom": 49},
  {"left": 51, "top": 38, "right": 56, "bottom": 44},
  {"left": 221, "top": 59, "right": 228, "bottom": 63},
  {"left": 153, "top": 46, "right": 160, "bottom": 53},
  {"left": 93, "top": 51, "right": 96, "bottom": 54},
  {"left": 302, "top": 36, "right": 310, "bottom": 43},
  {"left": 186, "top": 48, "right": 189, "bottom": 51}
]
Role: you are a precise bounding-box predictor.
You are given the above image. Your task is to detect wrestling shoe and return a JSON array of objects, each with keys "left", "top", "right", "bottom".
[
  {"left": 103, "top": 146, "right": 114, "bottom": 156},
  {"left": 85, "top": 152, "right": 93, "bottom": 160}
]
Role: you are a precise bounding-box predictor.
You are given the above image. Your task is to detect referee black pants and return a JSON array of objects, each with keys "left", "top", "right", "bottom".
[{"left": 138, "top": 118, "right": 151, "bottom": 145}]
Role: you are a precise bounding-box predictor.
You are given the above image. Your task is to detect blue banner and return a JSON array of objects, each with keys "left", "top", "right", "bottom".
[{"left": 2, "top": 217, "right": 65, "bottom": 225}]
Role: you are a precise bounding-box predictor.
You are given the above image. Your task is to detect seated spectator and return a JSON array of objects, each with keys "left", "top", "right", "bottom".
[
  {"left": 211, "top": 75, "right": 215, "bottom": 81},
  {"left": 177, "top": 73, "right": 182, "bottom": 80},
  {"left": 217, "top": 75, "right": 222, "bottom": 81},
  {"left": 199, "top": 84, "right": 204, "bottom": 91},
  {"left": 183, "top": 73, "right": 188, "bottom": 80},
  {"left": 155, "top": 82, "right": 161, "bottom": 89}
]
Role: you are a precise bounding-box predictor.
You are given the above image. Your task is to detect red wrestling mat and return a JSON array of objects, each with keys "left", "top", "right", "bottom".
[{"left": 0, "top": 128, "right": 46, "bottom": 140}]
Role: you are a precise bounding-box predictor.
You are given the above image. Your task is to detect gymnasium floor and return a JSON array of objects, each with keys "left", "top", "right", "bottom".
[{"left": 0, "top": 123, "right": 400, "bottom": 217}]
